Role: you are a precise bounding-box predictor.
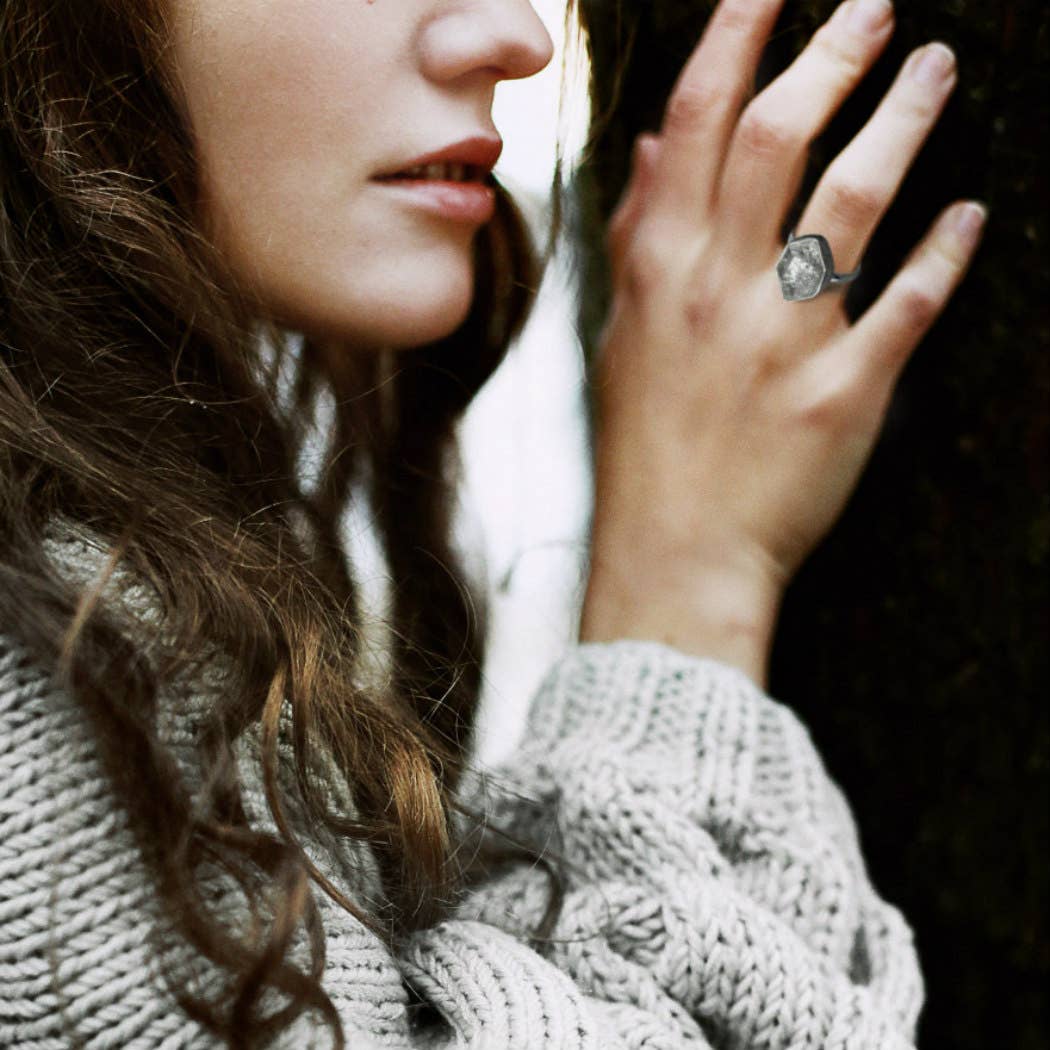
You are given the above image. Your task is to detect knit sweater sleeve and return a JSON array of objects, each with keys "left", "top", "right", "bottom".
[
  {"left": 410, "top": 639, "right": 926, "bottom": 1049},
  {"left": 0, "top": 624, "right": 924, "bottom": 1049}
]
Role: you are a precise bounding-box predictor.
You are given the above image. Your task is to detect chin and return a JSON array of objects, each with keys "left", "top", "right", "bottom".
[
  {"left": 399, "top": 304, "right": 473, "bottom": 349},
  {"left": 369, "top": 278, "right": 476, "bottom": 350},
  {"left": 286, "top": 303, "right": 474, "bottom": 352},
  {"left": 259, "top": 256, "right": 477, "bottom": 350}
]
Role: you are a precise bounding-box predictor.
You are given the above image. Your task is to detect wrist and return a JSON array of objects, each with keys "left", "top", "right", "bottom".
[{"left": 578, "top": 541, "right": 783, "bottom": 691}]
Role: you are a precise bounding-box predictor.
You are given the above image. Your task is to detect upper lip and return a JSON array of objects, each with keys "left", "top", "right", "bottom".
[{"left": 373, "top": 135, "right": 503, "bottom": 178}]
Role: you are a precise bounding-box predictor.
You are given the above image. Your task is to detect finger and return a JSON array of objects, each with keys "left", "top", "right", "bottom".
[
  {"left": 840, "top": 200, "right": 987, "bottom": 382},
  {"left": 716, "top": 0, "right": 894, "bottom": 264},
  {"left": 788, "top": 40, "right": 958, "bottom": 278},
  {"left": 649, "top": 0, "right": 786, "bottom": 226},
  {"left": 606, "top": 134, "right": 662, "bottom": 284}
]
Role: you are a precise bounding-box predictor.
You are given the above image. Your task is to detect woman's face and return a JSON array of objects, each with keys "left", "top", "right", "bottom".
[{"left": 168, "top": 1, "right": 554, "bottom": 350}]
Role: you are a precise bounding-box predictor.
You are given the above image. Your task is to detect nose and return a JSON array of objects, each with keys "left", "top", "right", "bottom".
[{"left": 420, "top": 1, "right": 555, "bottom": 84}]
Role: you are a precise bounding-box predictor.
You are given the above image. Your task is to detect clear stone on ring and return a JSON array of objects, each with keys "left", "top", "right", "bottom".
[{"left": 776, "top": 236, "right": 827, "bottom": 301}]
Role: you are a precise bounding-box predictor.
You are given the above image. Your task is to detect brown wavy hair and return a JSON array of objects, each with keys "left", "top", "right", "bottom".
[{"left": 0, "top": 0, "right": 591, "bottom": 1045}]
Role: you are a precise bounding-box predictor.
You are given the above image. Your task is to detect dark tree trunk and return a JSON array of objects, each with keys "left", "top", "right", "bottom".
[{"left": 568, "top": 3, "right": 1048, "bottom": 1048}]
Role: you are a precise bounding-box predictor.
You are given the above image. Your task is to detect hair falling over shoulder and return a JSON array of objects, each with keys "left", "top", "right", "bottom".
[{"left": 0, "top": 1, "right": 587, "bottom": 1044}]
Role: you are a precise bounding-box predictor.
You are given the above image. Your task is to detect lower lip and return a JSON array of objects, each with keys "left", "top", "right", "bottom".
[{"left": 371, "top": 178, "right": 496, "bottom": 224}]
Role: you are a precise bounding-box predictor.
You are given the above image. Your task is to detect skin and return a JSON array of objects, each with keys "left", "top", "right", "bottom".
[
  {"left": 579, "top": 0, "right": 987, "bottom": 688},
  {"left": 165, "top": 0, "right": 986, "bottom": 691},
  {"left": 166, "top": 0, "right": 554, "bottom": 350}
]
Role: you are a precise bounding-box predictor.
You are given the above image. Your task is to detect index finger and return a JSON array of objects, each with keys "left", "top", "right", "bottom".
[{"left": 651, "top": 0, "right": 787, "bottom": 224}]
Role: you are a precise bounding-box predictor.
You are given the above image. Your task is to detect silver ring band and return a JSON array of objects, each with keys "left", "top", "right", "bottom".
[{"left": 776, "top": 229, "right": 861, "bottom": 301}]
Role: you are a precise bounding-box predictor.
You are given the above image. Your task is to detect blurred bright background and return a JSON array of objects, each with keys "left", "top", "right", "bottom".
[
  {"left": 336, "top": 0, "right": 594, "bottom": 771},
  {"left": 459, "top": 0, "right": 593, "bottom": 769}
]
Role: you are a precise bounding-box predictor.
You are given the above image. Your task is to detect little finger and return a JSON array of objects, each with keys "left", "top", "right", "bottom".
[{"left": 838, "top": 199, "right": 987, "bottom": 386}]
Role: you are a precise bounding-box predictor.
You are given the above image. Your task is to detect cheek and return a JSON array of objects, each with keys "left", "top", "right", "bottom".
[
  {"left": 190, "top": 80, "right": 354, "bottom": 258},
  {"left": 175, "top": 5, "right": 374, "bottom": 249},
  {"left": 172, "top": 7, "right": 480, "bottom": 349}
]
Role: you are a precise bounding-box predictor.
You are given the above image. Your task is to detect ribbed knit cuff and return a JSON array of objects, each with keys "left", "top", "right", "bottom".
[
  {"left": 513, "top": 638, "right": 841, "bottom": 839},
  {"left": 523, "top": 638, "right": 771, "bottom": 750}
]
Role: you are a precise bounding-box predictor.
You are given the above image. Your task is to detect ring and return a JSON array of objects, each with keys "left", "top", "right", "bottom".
[{"left": 776, "top": 229, "right": 861, "bottom": 301}]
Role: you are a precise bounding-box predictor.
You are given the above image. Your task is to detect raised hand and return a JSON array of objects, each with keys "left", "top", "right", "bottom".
[{"left": 580, "top": 0, "right": 987, "bottom": 684}]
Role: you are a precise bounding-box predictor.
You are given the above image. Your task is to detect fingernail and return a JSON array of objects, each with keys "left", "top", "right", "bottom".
[
  {"left": 911, "top": 42, "right": 956, "bottom": 86},
  {"left": 954, "top": 201, "right": 988, "bottom": 248},
  {"left": 848, "top": 0, "right": 892, "bottom": 34}
]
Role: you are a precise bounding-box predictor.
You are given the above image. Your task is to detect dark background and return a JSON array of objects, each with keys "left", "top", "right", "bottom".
[{"left": 568, "top": 2, "right": 1048, "bottom": 1047}]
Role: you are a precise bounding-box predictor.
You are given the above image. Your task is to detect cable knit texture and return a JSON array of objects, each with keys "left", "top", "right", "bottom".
[{"left": 0, "top": 525, "right": 924, "bottom": 1048}]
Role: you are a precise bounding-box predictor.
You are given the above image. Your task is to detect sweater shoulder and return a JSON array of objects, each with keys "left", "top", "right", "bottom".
[{"left": 0, "top": 622, "right": 416, "bottom": 1046}]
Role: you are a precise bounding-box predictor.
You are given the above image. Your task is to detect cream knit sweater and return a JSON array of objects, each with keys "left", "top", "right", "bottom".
[{"left": 0, "top": 525, "right": 924, "bottom": 1048}]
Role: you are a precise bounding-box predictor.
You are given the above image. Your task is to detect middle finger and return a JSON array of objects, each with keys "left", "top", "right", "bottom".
[{"left": 715, "top": 0, "right": 895, "bottom": 264}]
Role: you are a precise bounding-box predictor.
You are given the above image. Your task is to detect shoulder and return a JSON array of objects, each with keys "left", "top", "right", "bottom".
[{"left": 0, "top": 621, "right": 408, "bottom": 1048}]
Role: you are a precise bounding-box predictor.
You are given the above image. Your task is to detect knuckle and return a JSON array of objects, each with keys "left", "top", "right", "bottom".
[
  {"left": 663, "top": 80, "right": 728, "bottom": 137},
  {"left": 897, "top": 73, "right": 950, "bottom": 118},
  {"left": 621, "top": 225, "right": 680, "bottom": 298},
  {"left": 683, "top": 276, "right": 727, "bottom": 339},
  {"left": 736, "top": 104, "right": 799, "bottom": 158},
  {"left": 814, "top": 23, "right": 868, "bottom": 78},
  {"left": 797, "top": 385, "right": 848, "bottom": 434},
  {"left": 823, "top": 177, "right": 885, "bottom": 228},
  {"left": 931, "top": 230, "right": 971, "bottom": 270},
  {"left": 796, "top": 363, "right": 861, "bottom": 433},
  {"left": 716, "top": 0, "right": 760, "bottom": 33},
  {"left": 894, "top": 274, "right": 941, "bottom": 332},
  {"left": 896, "top": 96, "right": 943, "bottom": 129}
]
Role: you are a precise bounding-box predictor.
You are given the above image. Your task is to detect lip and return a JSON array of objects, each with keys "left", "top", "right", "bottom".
[
  {"left": 372, "top": 178, "right": 496, "bottom": 224},
  {"left": 372, "top": 135, "right": 503, "bottom": 178}
]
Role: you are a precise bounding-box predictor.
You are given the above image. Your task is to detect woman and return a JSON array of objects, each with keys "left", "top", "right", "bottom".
[{"left": 0, "top": 0, "right": 985, "bottom": 1046}]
